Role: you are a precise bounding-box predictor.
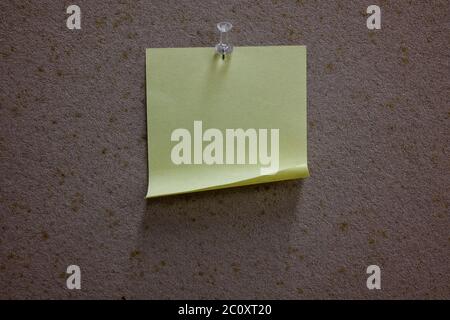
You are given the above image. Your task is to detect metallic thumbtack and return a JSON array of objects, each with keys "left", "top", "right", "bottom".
[{"left": 215, "top": 22, "right": 233, "bottom": 60}]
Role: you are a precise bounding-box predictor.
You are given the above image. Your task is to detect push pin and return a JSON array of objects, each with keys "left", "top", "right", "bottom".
[{"left": 215, "top": 22, "right": 233, "bottom": 60}]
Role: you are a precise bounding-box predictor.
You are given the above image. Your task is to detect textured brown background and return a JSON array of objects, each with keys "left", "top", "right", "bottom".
[{"left": 0, "top": 0, "right": 449, "bottom": 299}]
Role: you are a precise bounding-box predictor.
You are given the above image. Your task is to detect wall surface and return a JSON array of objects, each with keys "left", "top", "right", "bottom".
[{"left": 0, "top": 0, "right": 449, "bottom": 299}]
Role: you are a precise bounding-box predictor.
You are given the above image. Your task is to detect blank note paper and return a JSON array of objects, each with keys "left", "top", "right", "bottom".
[{"left": 145, "top": 46, "right": 309, "bottom": 198}]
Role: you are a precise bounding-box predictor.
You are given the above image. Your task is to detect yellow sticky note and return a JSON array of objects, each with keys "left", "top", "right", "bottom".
[{"left": 146, "top": 46, "right": 309, "bottom": 198}]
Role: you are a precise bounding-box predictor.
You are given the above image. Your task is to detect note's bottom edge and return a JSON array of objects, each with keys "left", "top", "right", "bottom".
[{"left": 145, "top": 164, "right": 309, "bottom": 199}]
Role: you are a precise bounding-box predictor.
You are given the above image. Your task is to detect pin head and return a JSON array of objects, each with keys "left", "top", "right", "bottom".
[
  {"left": 215, "top": 21, "right": 233, "bottom": 59},
  {"left": 217, "top": 22, "right": 232, "bottom": 33}
]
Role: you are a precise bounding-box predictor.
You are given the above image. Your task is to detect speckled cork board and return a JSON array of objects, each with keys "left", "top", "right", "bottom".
[{"left": 0, "top": 0, "right": 449, "bottom": 299}]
